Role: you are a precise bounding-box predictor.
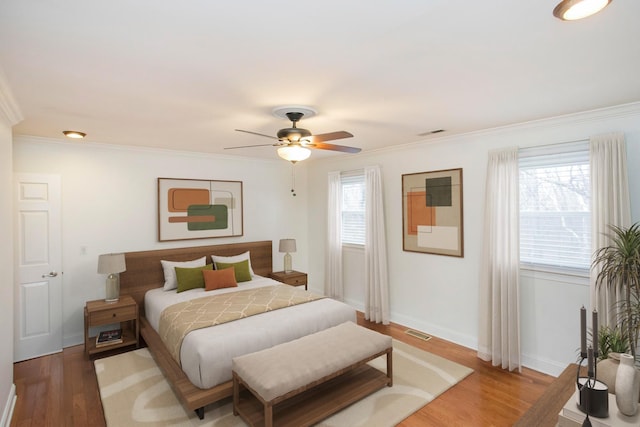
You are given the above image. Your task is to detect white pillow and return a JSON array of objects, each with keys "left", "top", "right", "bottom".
[
  {"left": 160, "top": 257, "right": 207, "bottom": 291},
  {"left": 211, "top": 251, "right": 255, "bottom": 277}
]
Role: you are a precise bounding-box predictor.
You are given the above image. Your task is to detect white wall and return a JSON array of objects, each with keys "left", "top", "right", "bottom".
[
  {"left": 10, "top": 102, "right": 640, "bottom": 379},
  {"left": 12, "top": 137, "right": 308, "bottom": 347},
  {"left": 0, "top": 120, "right": 15, "bottom": 427},
  {"left": 307, "top": 102, "right": 640, "bottom": 376},
  {"left": 0, "top": 67, "right": 20, "bottom": 427}
]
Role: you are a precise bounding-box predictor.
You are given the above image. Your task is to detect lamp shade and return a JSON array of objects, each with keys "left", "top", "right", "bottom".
[
  {"left": 279, "top": 239, "right": 296, "bottom": 253},
  {"left": 97, "top": 253, "right": 126, "bottom": 274},
  {"left": 277, "top": 145, "right": 311, "bottom": 163}
]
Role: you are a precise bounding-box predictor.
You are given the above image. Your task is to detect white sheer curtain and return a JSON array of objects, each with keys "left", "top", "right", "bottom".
[
  {"left": 478, "top": 147, "right": 521, "bottom": 372},
  {"left": 325, "top": 171, "right": 344, "bottom": 300},
  {"left": 590, "top": 132, "right": 631, "bottom": 327},
  {"left": 364, "top": 165, "right": 390, "bottom": 324}
]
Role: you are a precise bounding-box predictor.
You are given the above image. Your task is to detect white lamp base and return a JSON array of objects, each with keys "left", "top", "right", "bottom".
[
  {"left": 284, "top": 253, "right": 292, "bottom": 273},
  {"left": 105, "top": 274, "right": 120, "bottom": 303}
]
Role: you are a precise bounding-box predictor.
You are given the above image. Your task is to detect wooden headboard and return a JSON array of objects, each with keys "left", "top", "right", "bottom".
[{"left": 119, "top": 240, "right": 272, "bottom": 317}]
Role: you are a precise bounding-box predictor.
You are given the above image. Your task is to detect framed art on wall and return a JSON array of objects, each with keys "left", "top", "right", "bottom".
[
  {"left": 158, "top": 178, "right": 243, "bottom": 241},
  {"left": 402, "top": 168, "right": 463, "bottom": 257}
]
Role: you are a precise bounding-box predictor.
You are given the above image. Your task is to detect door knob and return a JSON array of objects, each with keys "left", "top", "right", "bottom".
[{"left": 42, "top": 271, "right": 58, "bottom": 278}]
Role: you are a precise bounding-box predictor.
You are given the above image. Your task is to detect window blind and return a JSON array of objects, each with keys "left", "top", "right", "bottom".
[
  {"left": 341, "top": 173, "right": 365, "bottom": 245},
  {"left": 519, "top": 142, "right": 591, "bottom": 271}
]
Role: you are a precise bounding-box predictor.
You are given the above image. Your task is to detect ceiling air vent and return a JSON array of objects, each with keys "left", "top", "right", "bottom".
[{"left": 417, "top": 129, "right": 445, "bottom": 137}]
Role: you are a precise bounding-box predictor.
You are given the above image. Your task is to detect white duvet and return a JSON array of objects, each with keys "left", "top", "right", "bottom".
[{"left": 145, "top": 276, "right": 356, "bottom": 389}]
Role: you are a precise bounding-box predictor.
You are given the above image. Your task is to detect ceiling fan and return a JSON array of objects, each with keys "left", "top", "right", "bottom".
[{"left": 227, "top": 109, "right": 361, "bottom": 162}]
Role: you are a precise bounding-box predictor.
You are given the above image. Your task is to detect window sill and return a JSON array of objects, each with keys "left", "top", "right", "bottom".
[
  {"left": 342, "top": 243, "right": 364, "bottom": 251},
  {"left": 520, "top": 264, "right": 589, "bottom": 286}
]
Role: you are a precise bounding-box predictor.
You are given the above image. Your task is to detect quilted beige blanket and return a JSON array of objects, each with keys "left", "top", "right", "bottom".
[{"left": 158, "top": 285, "right": 325, "bottom": 364}]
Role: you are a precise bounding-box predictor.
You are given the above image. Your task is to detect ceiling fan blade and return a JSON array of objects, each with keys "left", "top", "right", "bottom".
[
  {"left": 308, "top": 131, "right": 353, "bottom": 143},
  {"left": 311, "top": 142, "right": 361, "bottom": 153},
  {"left": 235, "top": 129, "right": 278, "bottom": 140},
  {"left": 224, "top": 143, "right": 276, "bottom": 150}
]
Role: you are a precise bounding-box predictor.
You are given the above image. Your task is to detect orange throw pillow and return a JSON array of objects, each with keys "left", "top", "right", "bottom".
[{"left": 203, "top": 267, "right": 238, "bottom": 291}]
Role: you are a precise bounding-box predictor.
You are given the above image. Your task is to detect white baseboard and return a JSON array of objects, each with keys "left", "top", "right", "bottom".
[
  {"left": 337, "top": 298, "right": 478, "bottom": 350},
  {"left": 342, "top": 296, "right": 364, "bottom": 313},
  {"left": 390, "top": 311, "right": 479, "bottom": 351},
  {"left": 330, "top": 296, "right": 568, "bottom": 377},
  {"left": 63, "top": 332, "right": 84, "bottom": 349},
  {"left": 384, "top": 310, "right": 567, "bottom": 377},
  {"left": 521, "top": 353, "right": 568, "bottom": 377},
  {"left": 0, "top": 384, "right": 16, "bottom": 427}
]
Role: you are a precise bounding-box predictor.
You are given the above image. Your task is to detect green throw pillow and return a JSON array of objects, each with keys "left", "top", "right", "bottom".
[
  {"left": 175, "top": 264, "right": 213, "bottom": 293},
  {"left": 214, "top": 259, "right": 252, "bottom": 282}
]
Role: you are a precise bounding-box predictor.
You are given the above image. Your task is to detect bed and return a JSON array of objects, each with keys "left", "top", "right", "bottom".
[{"left": 118, "top": 240, "right": 356, "bottom": 418}]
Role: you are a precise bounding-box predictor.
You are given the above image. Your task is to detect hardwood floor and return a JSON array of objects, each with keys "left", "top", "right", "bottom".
[
  {"left": 360, "top": 314, "right": 556, "bottom": 427},
  {"left": 11, "top": 314, "right": 556, "bottom": 427},
  {"left": 11, "top": 344, "right": 105, "bottom": 427}
]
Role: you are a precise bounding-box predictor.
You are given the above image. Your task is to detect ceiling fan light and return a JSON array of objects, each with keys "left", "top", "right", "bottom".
[
  {"left": 277, "top": 146, "right": 311, "bottom": 163},
  {"left": 553, "top": 0, "right": 611, "bottom": 21},
  {"left": 277, "top": 127, "right": 312, "bottom": 141}
]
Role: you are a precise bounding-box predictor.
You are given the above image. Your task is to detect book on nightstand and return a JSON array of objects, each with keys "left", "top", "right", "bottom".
[
  {"left": 96, "top": 329, "right": 123, "bottom": 347},
  {"left": 557, "top": 390, "right": 639, "bottom": 427}
]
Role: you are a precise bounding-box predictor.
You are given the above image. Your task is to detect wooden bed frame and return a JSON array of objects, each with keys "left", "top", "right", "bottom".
[{"left": 118, "top": 240, "right": 273, "bottom": 419}]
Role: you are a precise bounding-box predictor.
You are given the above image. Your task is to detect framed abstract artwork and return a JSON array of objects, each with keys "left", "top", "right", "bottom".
[
  {"left": 158, "top": 178, "right": 243, "bottom": 241},
  {"left": 402, "top": 168, "right": 463, "bottom": 257}
]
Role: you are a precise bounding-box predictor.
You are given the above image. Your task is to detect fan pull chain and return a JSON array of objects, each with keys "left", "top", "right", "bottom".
[{"left": 291, "top": 163, "right": 296, "bottom": 197}]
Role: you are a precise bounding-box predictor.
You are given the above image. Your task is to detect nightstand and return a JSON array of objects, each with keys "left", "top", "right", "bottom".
[
  {"left": 84, "top": 294, "right": 139, "bottom": 357},
  {"left": 270, "top": 270, "right": 308, "bottom": 290}
]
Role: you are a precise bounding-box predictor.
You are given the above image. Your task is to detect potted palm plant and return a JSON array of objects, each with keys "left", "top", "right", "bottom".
[
  {"left": 597, "top": 325, "right": 630, "bottom": 361},
  {"left": 593, "top": 222, "right": 640, "bottom": 361},
  {"left": 595, "top": 325, "right": 630, "bottom": 394}
]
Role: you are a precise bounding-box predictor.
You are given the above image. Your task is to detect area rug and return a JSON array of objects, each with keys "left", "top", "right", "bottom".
[{"left": 94, "top": 340, "right": 473, "bottom": 427}]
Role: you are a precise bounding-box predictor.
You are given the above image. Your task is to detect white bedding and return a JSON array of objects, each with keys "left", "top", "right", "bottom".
[{"left": 145, "top": 276, "right": 356, "bottom": 389}]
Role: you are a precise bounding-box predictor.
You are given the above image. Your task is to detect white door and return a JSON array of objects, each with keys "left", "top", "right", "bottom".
[{"left": 14, "top": 173, "right": 63, "bottom": 362}]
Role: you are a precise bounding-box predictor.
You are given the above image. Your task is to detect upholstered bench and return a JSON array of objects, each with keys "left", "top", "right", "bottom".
[{"left": 232, "top": 321, "right": 393, "bottom": 427}]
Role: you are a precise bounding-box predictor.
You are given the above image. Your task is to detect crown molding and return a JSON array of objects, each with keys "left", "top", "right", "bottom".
[
  {"left": 404, "top": 101, "right": 640, "bottom": 149},
  {"left": 315, "top": 101, "right": 640, "bottom": 164},
  {"left": 0, "top": 68, "right": 23, "bottom": 127},
  {"left": 12, "top": 134, "right": 286, "bottom": 165}
]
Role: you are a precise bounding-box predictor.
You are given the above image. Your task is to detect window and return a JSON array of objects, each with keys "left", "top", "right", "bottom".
[
  {"left": 519, "top": 142, "right": 591, "bottom": 272},
  {"left": 341, "top": 173, "right": 365, "bottom": 245}
]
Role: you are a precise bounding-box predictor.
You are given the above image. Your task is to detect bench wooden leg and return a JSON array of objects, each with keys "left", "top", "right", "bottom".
[
  {"left": 387, "top": 348, "right": 394, "bottom": 387},
  {"left": 265, "top": 403, "right": 273, "bottom": 427},
  {"left": 232, "top": 373, "right": 239, "bottom": 416}
]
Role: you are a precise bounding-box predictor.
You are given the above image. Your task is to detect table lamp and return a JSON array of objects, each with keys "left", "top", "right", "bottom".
[
  {"left": 279, "top": 239, "right": 296, "bottom": 273},
  {"left": 98, "top": 253, "right": 126, "bottom": 302}
]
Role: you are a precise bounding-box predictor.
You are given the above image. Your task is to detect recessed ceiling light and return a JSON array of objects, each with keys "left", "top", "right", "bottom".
[
  {"left": 63, "top": 130, "right": 86, "bottom": 139},
  {"left": 553, "top": 0, "right": 612, "bottom": 21}
]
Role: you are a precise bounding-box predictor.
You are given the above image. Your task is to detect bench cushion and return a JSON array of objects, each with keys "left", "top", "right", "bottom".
[{"left": 232, "top": 321, "right": 392, "bottom": 402}]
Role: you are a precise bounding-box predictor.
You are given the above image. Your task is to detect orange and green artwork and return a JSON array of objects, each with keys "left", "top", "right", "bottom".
[
  {"left": 402, "top": 169, "right": 463, "bottom": 257},
  {"left": 158, "top": 178, "right": 243, "bottom": 241}
]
